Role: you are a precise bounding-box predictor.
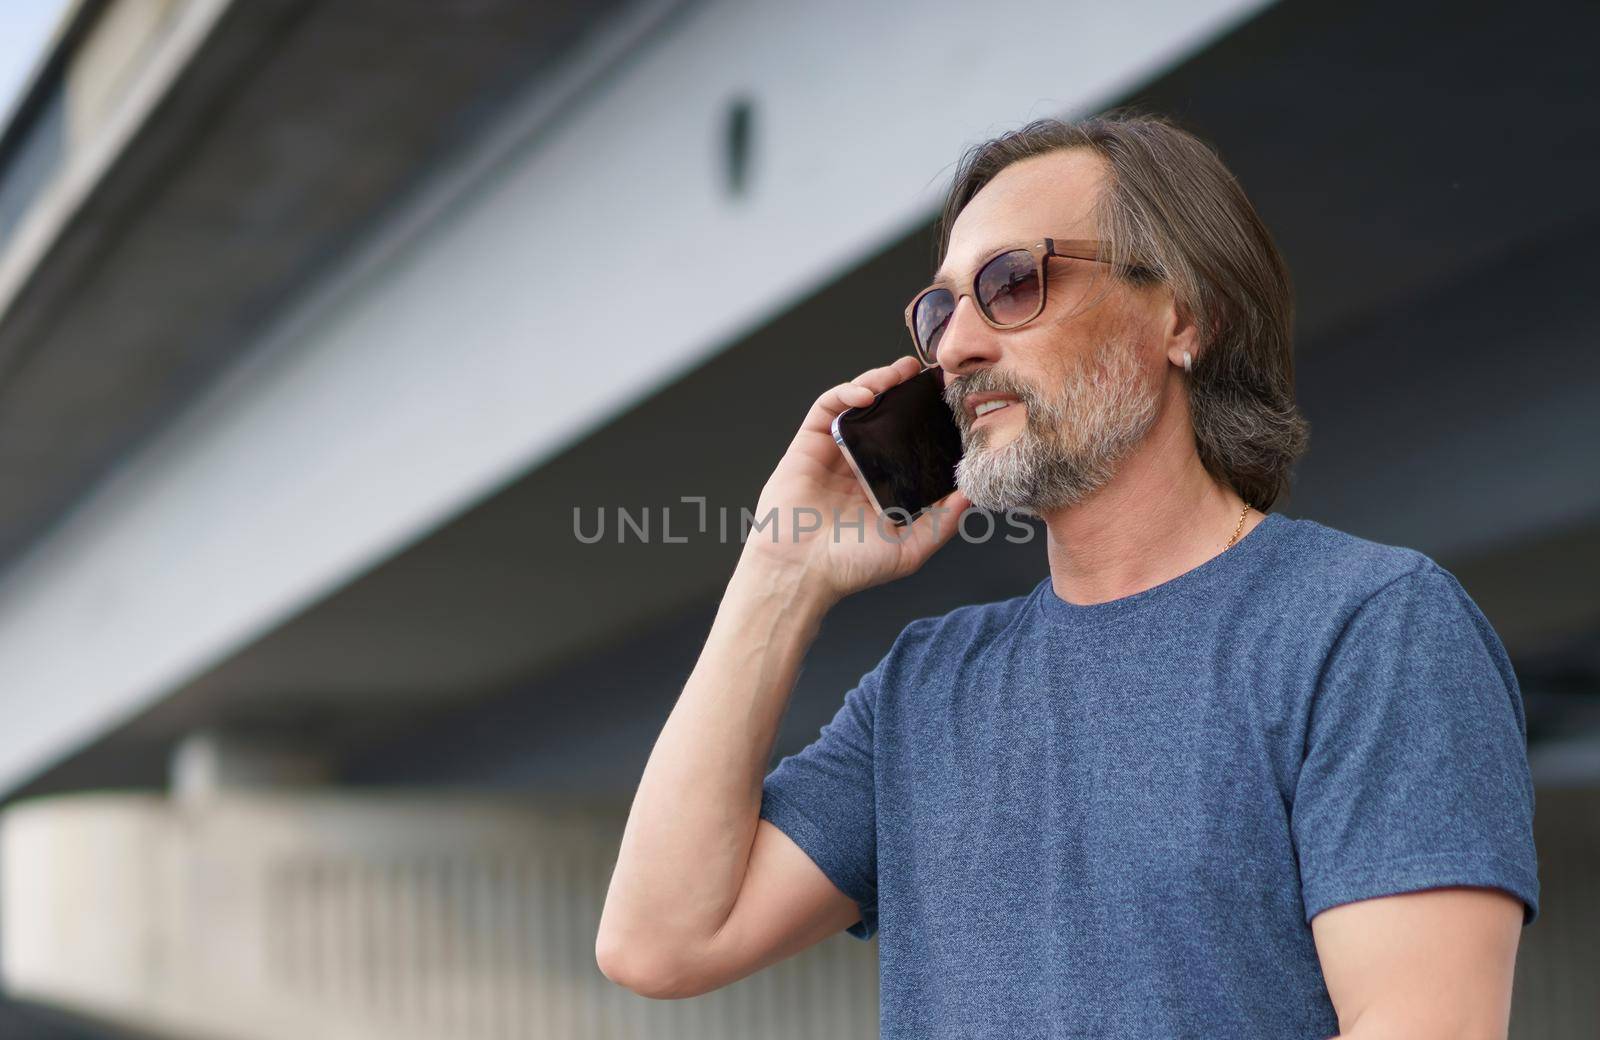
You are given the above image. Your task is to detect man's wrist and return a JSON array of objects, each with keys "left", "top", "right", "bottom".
[{"left": 730, "top": 544, "right": 838, "bottom": 626}]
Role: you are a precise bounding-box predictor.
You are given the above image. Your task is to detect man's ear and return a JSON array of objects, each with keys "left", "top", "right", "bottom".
[{"left": 1166, "top": 293, "right": 1202, "bottom": 367}]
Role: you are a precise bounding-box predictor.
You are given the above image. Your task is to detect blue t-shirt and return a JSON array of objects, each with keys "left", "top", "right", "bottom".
[{"left": 758, "top": 510, "right": 1539, "bottom": 1039}]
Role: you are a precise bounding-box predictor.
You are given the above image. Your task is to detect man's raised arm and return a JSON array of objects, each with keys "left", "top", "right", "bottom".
[{"left": 595, "top": 356, "right": 966, "bottom": 999}]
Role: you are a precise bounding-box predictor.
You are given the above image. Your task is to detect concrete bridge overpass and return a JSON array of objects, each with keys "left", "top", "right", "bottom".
[{"left": 0, "top": 0, "right": 1596, "bottom": 1035}]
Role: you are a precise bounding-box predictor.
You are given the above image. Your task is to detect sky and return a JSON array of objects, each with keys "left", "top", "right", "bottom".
[{"left": 0, "top": 0, "right": 71, "bottom": 128}]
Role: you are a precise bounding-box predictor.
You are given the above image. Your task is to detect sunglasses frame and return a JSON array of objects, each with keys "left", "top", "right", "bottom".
[{"left": 903, "top": 237, "right": 1112, "bottom": 366}]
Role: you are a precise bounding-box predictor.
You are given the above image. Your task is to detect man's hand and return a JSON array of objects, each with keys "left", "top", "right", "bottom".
[{"left": 742, "top": 354, "right": 970, "bottom": 607}]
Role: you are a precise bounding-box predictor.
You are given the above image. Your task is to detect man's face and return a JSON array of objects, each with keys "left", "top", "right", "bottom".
[{"left": 936, "top": 148, "right": 1171, "bottom": 516}]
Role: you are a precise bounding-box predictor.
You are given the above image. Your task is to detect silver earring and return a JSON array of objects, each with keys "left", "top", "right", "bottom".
[{"left": 1182, "top": 350, "right": 1193, "bottom": 373}]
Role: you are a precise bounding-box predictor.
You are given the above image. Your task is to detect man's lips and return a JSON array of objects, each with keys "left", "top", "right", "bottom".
[{"left": 962, "top": 391, "right": 1023, "bottom": 422}]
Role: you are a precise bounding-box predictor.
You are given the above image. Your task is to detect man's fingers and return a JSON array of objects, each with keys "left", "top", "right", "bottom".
[
  {"left": 810, "top": 381, "right": 876, "bottom": 423},
  {"left": 907, "top": 487, "right": 972, "bottom": 549},
  {"left": 807, "top": 356, "right": 924, "bottom": 428},
  {"left": 851, "top": 355, "right": 925, "bottom": 392}
]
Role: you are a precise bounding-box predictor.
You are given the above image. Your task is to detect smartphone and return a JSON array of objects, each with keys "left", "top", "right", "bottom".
[{"left": 831, "top": 365, "right": 964, "bottom": 525}]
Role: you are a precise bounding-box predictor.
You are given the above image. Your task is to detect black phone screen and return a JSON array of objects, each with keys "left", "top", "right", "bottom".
[{"left": 831, "top": 366, "right": 963, "bottom": 525}]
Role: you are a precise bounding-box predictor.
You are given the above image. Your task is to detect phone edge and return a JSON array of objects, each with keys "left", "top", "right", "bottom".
[{"left": 830, "top": 412, "right": 905, "bottom": 527}]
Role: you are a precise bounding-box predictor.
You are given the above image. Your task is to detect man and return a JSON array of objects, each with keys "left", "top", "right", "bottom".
[{"left": 596, "top": 111, "right": 1539, "bottom": 1039}]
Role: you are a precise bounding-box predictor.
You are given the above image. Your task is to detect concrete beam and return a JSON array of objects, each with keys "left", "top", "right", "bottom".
[{"left": 0, "top": 0, "right": 1271, "bottom": 795}]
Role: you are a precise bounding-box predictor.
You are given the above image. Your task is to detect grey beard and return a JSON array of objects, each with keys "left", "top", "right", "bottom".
[{"left": 945, "top": 341, "right": 1161, "bottom": 517}]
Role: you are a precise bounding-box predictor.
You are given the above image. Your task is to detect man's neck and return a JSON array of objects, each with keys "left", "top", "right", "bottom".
[{"left": 1038, "top": 410, "right": 1256, "bottom": 607}]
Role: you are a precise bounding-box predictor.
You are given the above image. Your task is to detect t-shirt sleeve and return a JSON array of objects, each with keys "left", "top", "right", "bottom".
[
  {"left": 758, "top": 659, "right": 882, "bottom": 941},
  {"left": 1291, "top": 561, "right": 1541, "bottom": 926}
]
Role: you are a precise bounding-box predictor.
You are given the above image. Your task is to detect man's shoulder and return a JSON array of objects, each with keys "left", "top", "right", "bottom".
[
  {"left": 1264, "top": 513, "right": 1448, "bottom": 606},
  {"left": 1264, "top": 514, "right": 1506, "bottom": 671},
  {"left": 878, "top": 584, "right": 1041, "bottom": 664},
  {"left": 910, "top": 584, "right": 1039, "bottom": 633}
]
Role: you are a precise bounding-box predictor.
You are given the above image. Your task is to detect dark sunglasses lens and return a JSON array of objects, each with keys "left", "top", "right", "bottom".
[
  {"left": 976, "top": 249, "right": 1042, "bottom": 325},
  {"left": 913, "top": 289, "right": 955, "bottom": 361}
]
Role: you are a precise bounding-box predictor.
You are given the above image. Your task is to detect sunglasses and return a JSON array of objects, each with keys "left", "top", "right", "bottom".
[{"left": 903, "top": 238, "right": 1116, "bottom": 366}]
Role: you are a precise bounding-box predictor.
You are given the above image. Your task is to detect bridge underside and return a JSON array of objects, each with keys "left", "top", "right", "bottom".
[{"left": 2, "top": 0, "right": 1597, "bottom": 804}]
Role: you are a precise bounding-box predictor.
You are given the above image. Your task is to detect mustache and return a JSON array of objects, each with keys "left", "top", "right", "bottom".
[{"left": 942, "top": 368, "right": 1040, "bottom": 418}]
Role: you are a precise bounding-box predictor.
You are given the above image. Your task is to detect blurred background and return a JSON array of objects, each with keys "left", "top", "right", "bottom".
[{"left": 0, "top": 0, "right": 1595, "bottom": 1037}]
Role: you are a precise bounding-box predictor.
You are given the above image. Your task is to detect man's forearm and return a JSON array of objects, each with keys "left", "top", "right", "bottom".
[{"left": 597, "top": 550, "right": 833, "bottom": 978}]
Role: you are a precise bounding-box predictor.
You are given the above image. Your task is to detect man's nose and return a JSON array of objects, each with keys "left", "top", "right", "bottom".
[{"left": 936, "top": 295, "right": 1003, "bottom": 377}]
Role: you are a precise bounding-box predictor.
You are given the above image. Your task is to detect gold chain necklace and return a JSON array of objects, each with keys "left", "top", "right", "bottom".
[{"left": 1224, "top": 503, "right": 1251, "bottom": 549}]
